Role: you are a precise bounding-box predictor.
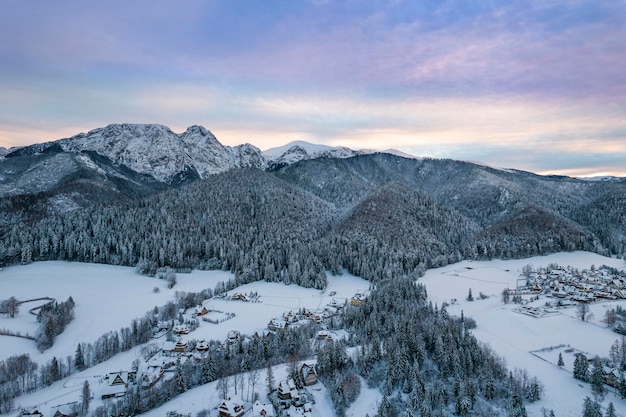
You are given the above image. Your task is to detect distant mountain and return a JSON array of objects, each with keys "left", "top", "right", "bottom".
[
  {"left": 263, "top": 140, "right": 363, "bottom": 168},
  {"left": 263, "top": 140, "right": 417, "bottom": 168},
  {"left": 7, "top": 124, "right": 266, "bottom": 183}
]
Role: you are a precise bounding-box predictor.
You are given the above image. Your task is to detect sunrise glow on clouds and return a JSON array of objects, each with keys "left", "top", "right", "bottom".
[{"left": 0, "top": 0, "right": 625, "bottom": 176}]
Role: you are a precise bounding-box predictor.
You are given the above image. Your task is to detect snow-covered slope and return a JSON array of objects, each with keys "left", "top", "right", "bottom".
[{"left": 54, "top": 124, "right": 265, "bottom": 183}]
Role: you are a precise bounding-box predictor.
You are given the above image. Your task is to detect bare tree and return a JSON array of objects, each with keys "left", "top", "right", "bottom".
[
  {"left": 81, "top": 380, "right": 91, "bottom": 416},
  {"left": 577, "top": 302, "right": 591, "bottom": 322},
  {"left": 247, "top": 368, "right": 260, "bottom": 402},
  {"left": 216, "top": 374, "right": 230, "bottom": 400}
]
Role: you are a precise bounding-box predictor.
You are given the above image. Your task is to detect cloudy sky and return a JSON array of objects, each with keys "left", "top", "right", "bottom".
[{"left": 1, "top": 0, "right": 625, "bottom": 177}]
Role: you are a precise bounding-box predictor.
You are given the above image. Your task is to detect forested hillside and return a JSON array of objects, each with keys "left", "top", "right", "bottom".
[{"left": 1, "top": 153, "right": 625, "bottom": 287}]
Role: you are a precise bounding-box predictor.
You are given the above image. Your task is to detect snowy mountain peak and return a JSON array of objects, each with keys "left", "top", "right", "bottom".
[
  {"left": 263, "top": 140, "right": 363, "bottom": 166},
  {"left": 48, "top": 123, "right": 265, "bottom": 183}
]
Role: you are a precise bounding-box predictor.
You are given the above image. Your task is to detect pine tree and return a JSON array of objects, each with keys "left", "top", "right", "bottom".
[
  {"left": 582, "top": 396, "right": 602, "bottom": 417},
  {"left": 75, "top": 344, "right": 85, "bottom": 371},
  {"left": 605, "top": 402, "right": 616, "bottom": 417},
  {"left": 558, "top": 352, "right": 564, "bottom": 367},
  {"left": 591, "top": 358, "right": 605, "bottom": 395},
  {"left": 466, "top": 288, "right": 474, "bottom": 302},
  {"left": 574, "top": 354, "right": 589, "bottom": 382}
]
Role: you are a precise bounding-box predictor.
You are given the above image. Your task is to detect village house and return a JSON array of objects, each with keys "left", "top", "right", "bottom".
[
  {"left": 278, "top": 379, "right": 299, "bottom": 401},
  {"left": 227, "top": 330, "right": 240, "bottom": 343},
  {"left": 268, "top": 318, "right": 287, "bottom": 331},
  {"left": 173, "top": 339, "right": 188, "bottom": 352},
  {"left": 350, "top": 293, "right": 364, "bottom": 306},
  {"left": 218, "top": 396, "right": 245, "bottom": 417},
  {"left": 141, "top": 366, "right": 164, "bottom": 389},
  {"left": 196, "top": 340, "right": 209, "bottom": 352},
  {"left": 195, "top": 305, "right": 209, "bottom": 316},
  {"left": 252, "top": 401, "right": 275, "bottom": 417},
  {"left": 173, "top": 324, "right": 190, "bottom": 335},
  {"left": 231, "top": 293, "right": 250, "bottom": 302},
  {"left": 101, "top": 371, "right": 135, "bottom": 399},
  {"left": 300, "top": 363, "right": 317, "bottom": 386},
  {"left": 50, "top": 403, "right": 78, "bottom": 417}
]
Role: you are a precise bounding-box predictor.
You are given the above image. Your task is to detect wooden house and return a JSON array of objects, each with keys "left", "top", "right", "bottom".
[
  {"left": 300, "top": 363, "right": 317, "bottom": 386},
  {"left": 218, "top": 397, "right": 245, "bottom": 417},
  {"left": 278, "top": 379, "right": 299, "bottom": 401},
  {"left": 195, "top": 305, "right": 209, "bottom": 316},
  {"left": 253, "top": 401, "right": 275, "bottom": 417}
]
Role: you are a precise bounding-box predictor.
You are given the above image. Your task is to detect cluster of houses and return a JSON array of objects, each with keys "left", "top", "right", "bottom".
[
  {"left": 216, "top": 363, "right": 318, "bottom": 417},
  {"left": 513, "top": 265, "right": 626, "bottom": 303},
  {"left": 214, "top": 292, "right": 261, "bottom": 303},
  {"left": 267, "top": 299, "right": 347, "bottom": 332}
]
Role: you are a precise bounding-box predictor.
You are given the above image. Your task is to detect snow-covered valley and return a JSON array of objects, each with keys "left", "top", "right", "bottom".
[{"left": 1, "top": 252, "right": 626, "bottom": 417}]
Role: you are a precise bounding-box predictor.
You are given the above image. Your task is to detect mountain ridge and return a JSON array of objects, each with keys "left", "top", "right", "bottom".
[{"left": 1, "top": 123, "right": 625, "bottom": 277}]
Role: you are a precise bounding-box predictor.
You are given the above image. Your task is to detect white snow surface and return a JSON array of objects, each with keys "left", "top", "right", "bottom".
[
  {"left": 419, "top": 251, "right": 626, "bottom": 417},
  {"left": 0, "top": 261, "right": 234, "bottom": 364}
]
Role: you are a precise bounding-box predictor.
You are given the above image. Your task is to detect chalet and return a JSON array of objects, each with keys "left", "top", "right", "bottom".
[
  {"left": 195, "top": 305, "right": 209, "bottom": 316},
  {"left": 107, "top": 371, "right": 134, "bottom": 386},
  {"left": 218, "top": 397, "right": 245, "bottom": 417},
  {"left": 141, "top": 366, "right": 164, "bottom": 388},
  {"left": 284, "top": 311, "right": 296, "bottom": 322},
  {"left": 227, "top": 330, "right": 240, "bottom": 343},
  {"left": 50, "top": 404, "right": 78, "bottom": 417},
  {"left": 102, "top": 371, "right": 135, "bottom": 399},
  {"left": 278, "top": 379, "right": 299, "bottom": 401},
  {"left": 232, "top": 293, "right": 250, "bottom": 302},
  {"left": 196, "top": 340, "right": 210, "bottom": 352},
  {"left": 253, "top": 401, "right": 275, "bottom": 417},
  {"left": 300, "top": 363, "right": 317, "bottom": 386},
  {"left": 350, "top": 294, "right": 364, "bottom": 306},
  {"left": 268, "top": 318, "right": 287, "bottom": 331},
  {"left": 173, "top": 324, "right": 190, "bottom": 335},
  {"left": 603, "top": 366, "right": 621, "bottom": 388},
  {"left": 173, "top": 339, "right": 188, "bottom": 352}
]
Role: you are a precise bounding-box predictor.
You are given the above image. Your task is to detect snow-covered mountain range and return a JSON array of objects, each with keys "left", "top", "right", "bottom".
[{"left": 3, "top": 124, "right": 413, "bottom": 184}]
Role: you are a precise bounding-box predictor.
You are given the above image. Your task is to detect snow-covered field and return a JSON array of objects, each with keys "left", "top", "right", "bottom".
[
  {"left": 3, "top": 253, "right": 626, "bottom": 416},
  {"left": 0, "top": 261, "right": 368, "bottom": 416},
  {"left": 0, "top": 262, "right": 234, "bottom": 364},
  {"left": 419, "top": 251, "right": 626, "bottom": 417}
]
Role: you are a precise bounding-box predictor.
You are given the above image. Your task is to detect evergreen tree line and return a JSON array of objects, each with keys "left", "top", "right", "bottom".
[{"left": 3, "top": 167, "right": 621, "bottom": 288}]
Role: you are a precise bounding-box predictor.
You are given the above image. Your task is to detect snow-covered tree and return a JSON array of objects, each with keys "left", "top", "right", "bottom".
[{"left": 574, "top": 353, "right": 589, "bottom": 382}]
